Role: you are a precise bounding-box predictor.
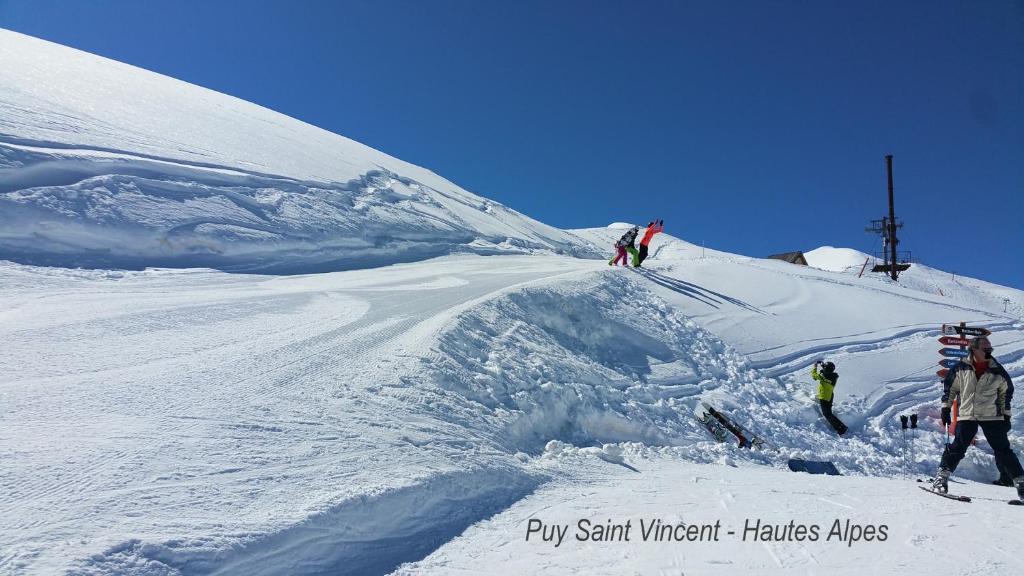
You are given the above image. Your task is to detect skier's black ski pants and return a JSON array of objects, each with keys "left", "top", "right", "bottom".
[
  {"left": 942, "top": 416, "right": 1024, "bottom": 475},
  {"left": 638, "top": 244, "right": 648, "bottom": 265},
  {"left": 819, "top": 399, "right": 847, "bottom": 435},
  {"left": 995, "top": 418, "right": 1014, "bottom": 482},
  {"left": 941, "top": 420, "right": 1023, "bottom": 478}
]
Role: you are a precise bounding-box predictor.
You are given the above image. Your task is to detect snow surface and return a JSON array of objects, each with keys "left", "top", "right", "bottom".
[
  {"left": 395, "top": 453, "right": 1024, "bottom": 576},
  {"left": 3, "top": 239, "right": 1022, "bottom": 575},
  {"left": 3, "top": 29, "right": 1024, "bottom": 576}
]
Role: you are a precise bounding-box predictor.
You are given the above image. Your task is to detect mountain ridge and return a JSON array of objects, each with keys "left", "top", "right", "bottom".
[{"left": 0, "top": 29, "right": 600, "bottom": 273}]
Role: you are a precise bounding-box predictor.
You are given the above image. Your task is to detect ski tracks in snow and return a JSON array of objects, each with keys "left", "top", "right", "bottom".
[{"left": 0, "top": 257, "right": 599, "bottom": 575}]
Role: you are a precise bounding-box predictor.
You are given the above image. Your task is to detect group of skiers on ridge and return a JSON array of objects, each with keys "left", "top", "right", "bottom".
[
  {"left": 817, "top": 337, "right": 1023, "bottom": 500},
  {"left": 609, "top": 220, "right": 664, "bottom": 268}
]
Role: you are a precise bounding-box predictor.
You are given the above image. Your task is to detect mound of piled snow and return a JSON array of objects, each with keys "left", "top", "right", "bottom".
[
  {"left": 430, "top": 271, "right": 763, "bottom": 453},
  {"left": 0, "top": 30, "right": 599, "bottom": 272},
  {"left": 804, "top": 246, "right": 872, "bottom": 272}
]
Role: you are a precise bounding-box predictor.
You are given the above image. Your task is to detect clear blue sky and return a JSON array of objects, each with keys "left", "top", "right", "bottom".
[{"left": 2, "top": 0, "right": 1022, "bottom": 288}]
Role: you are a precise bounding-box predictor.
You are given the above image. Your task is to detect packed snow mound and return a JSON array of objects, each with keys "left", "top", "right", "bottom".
[
  {"left": 804, "top": 246, "right": 872, "bottom": 272},
  {"left": 430, "top": 271, "right": 759, "bottom": 453},
  {"left": 0, "top": 30, "right": 599, "bottom": 272}
]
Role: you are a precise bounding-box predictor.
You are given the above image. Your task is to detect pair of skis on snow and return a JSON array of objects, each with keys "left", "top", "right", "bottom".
[
  {"left": 696, "top": 402, "right": 766, "bottom": 449},
  {"left": 917, "top": 485, "right": 1024, "bottom": 506}
]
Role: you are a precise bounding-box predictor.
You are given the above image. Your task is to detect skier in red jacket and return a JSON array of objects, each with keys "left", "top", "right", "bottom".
[{"left": 635, "top": 219, "right": 664, "bottom": 267}]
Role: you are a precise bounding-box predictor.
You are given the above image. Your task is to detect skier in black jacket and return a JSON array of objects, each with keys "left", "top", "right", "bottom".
[{"left": 609, "top": 226, "right": 639, "bottom": 267}]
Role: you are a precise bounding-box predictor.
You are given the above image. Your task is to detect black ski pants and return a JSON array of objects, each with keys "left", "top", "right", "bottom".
[
  {"left": 819, "top": 399, "right": 847, "bottom": 435},
  {"left": 638, "top": 244, "right": 649, "bottom": 265},
  {"left": 995, "top": 419, "right": 1014, "bottom": 482},
  {"left": 941, "top": 420, "right": 1023, "bottom": 478}
]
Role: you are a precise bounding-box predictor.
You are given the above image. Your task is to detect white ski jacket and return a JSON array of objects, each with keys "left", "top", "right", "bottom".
[{"left": 942, "top": 357, "right": 1013, "bottom": 421}]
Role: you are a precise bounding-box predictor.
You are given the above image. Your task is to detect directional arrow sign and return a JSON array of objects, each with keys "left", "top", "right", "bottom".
[
  {"left": 940, "top": 359, "right": 961, "bottom": 369},
  {"left": 937, "top": 369, "right": 949, "bottom": 378},
  {"left": 941, "top": 324, "right": 991, "bottom": 337},
  {"left": 939, "top": 336, "right": 971, "bottom": 347},
  {"left": 940, "top": 348, "right": 970, "bottom": 358}
]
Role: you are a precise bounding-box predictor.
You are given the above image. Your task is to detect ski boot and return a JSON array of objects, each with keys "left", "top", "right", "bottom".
[
  {"left": 1015, "top": 477, "right": 1024, "bottom": 500},
  {"left": 930, "top": 468, "right": 950, "bottom": 494},
  {"left": 993, "top": 474, "right": 1014, "bottom": 487}
]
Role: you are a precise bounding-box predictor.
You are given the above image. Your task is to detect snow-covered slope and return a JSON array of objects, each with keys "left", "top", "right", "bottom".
[
  {"left": 4, "top": 29, "right": 1024, "bottom": 576},
  {"left": 577, "top": 226, "right": 1024, "bottom": 471},
  {"left": 806, "top": 245, "right": 1024, "bottom": 318},
  {"left": 0, "top": 29, "right": 598, "bottom": 272},
  {"left": 0, "top": 255, "right": 773, "bottom": 574},
  {"left": 390, "top": 231, "right": 1024, "bottom": 575},
  {"left": 3, "top": 233, "right": 1022, "bottom": 574}
]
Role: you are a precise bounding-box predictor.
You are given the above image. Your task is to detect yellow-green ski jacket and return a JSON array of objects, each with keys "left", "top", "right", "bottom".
[{"left": 812, "top": 366, "right": 837, "bottom": 402}]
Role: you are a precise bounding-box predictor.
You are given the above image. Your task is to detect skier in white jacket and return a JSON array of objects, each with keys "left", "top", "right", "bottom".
[{"left": 930, "top": 336, "right": 1024, "bottom": 500}]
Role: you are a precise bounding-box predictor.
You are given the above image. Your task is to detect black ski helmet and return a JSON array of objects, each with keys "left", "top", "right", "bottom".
[{"left": 823, "top": 361, "right": 836, "bottom": 373}]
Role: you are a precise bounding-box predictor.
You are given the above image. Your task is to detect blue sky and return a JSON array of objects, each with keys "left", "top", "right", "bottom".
[{"left": 2, "top": 0, "right": 1022, "bottom": 288}]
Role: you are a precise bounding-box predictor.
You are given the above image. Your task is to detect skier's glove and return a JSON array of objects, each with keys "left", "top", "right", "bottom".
[{"left": 940, "top": 407, "right": 952, "bottom": 426}]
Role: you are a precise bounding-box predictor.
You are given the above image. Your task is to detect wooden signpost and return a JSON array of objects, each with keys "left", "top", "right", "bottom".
[
  {"left": 941, "top": 324, "right": 991, "bottom": 337},
  {"left": 938, "top": 322, "right": 988, "bottom": 440}
]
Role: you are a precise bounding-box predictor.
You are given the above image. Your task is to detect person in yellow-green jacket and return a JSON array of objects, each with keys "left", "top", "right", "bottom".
[{"left": 812, "top": 360, "right": 848, "bottom": 435}]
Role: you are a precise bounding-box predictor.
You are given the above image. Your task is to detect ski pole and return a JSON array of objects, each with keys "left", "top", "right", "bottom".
[
  {"left": 900, "top": 415, "right": 909, "bottom": 478},
  {"left": 909, "top": 414, "right": 918, "bottom": 474}
]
